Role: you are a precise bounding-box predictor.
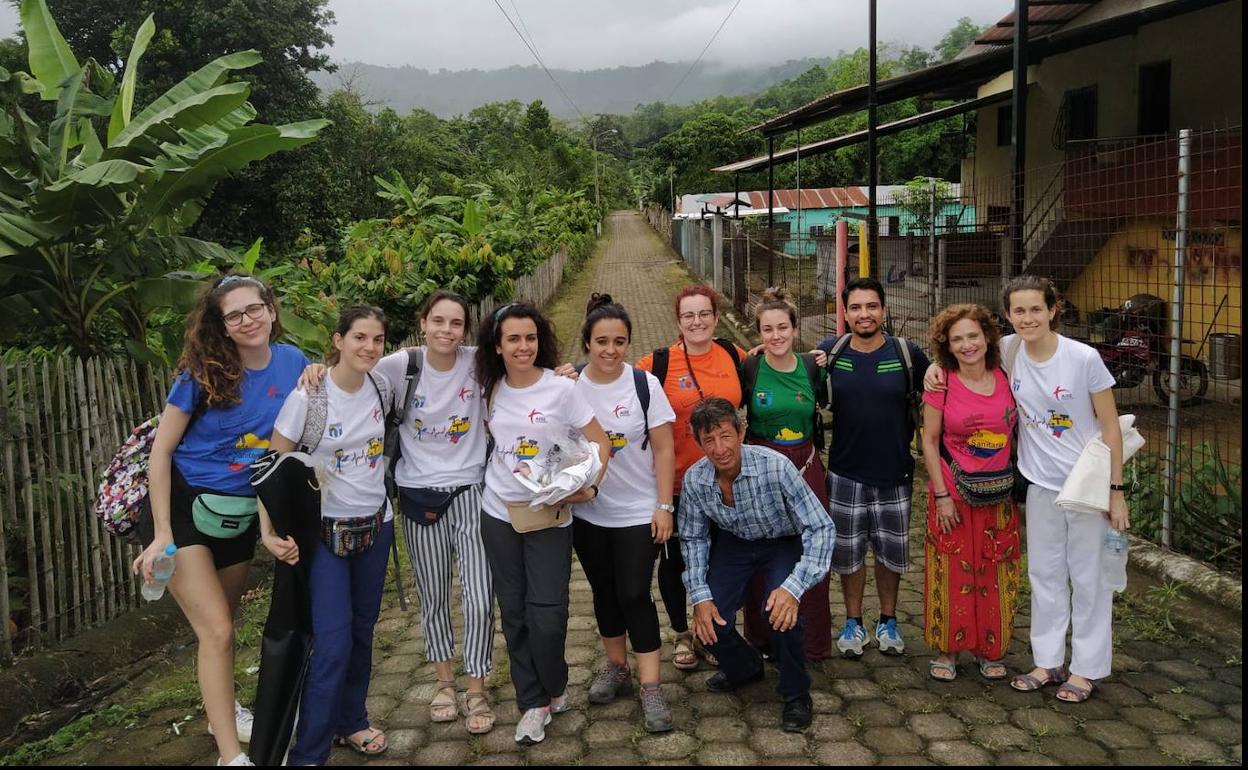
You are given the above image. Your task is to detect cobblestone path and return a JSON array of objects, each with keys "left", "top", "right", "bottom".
[{"left": 28, "top": 212, "right": 1241, "bottom": 766}]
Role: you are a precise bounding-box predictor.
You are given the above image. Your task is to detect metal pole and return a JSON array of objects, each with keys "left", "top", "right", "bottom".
[
  {"left": 1162, "top": 128, "right": 1191, "bottom": 549},
  {"left": 767, "top": 135, "right": 776, "bottom": 286},
  {"left": 593, "top": 132, "right": 601, "bottom": 236},
  {"left": 836, "top": 219, "right": 848, "bottom": 335},
  {"left": 1011, "top": 0, "right": 1029, "bottom": 275},
  {"left": 928, "top": 178, "right": 938, "bottom": 317},
  {"left": 669, "top": 167, "right": 675, "bottom": 213},
  {"left": 867, "top": 0, "right": 878, "bottom": 270}
]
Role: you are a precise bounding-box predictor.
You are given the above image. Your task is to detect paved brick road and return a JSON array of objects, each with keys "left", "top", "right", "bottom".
[{"left": 31, "top": 212, "right": 1241, "bottom": 766}]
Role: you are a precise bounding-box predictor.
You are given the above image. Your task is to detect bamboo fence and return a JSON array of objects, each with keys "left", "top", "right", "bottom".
[{"left": 0, "top": 248, "right": 572, "bottom": 664}]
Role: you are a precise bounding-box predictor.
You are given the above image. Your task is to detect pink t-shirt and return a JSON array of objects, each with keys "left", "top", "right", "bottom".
[{"left": 923, "top": 368, "right": 1017, "bottom": 506}]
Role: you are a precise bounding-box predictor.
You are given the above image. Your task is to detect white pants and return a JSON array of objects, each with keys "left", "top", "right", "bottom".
[{"left": 1025, "top": 485, "right": 1114, "bottom": 679}]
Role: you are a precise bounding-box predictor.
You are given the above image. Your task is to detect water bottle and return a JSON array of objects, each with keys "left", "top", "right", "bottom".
[
  {"left": 1101, "top": 529, "right": 1128, "bottom": 593},
  {"left": 142, "top": 544, "right": 178, "bottom": 601}
]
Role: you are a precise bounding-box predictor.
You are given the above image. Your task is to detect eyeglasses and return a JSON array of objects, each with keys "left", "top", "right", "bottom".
[
  {"left": 222, "top": 303, "right": 271, "bottom": 327},
  {"left": 678, "top": 310, "right": 716, "bottom": 323}
]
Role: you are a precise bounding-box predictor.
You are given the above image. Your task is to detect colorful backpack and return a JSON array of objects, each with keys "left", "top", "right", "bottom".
[{"left": 94, "top": 400, "right": 205, "bottom": 540}]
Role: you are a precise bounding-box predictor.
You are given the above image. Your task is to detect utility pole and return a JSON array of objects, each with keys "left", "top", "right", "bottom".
[{"left": 593, "top": 128, "right": 618, "bottom": 236}]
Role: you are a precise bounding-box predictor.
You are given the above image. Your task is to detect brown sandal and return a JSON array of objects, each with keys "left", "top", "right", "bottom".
[
  {"left": 462, "top": 691, "right": 496, "bottom": 734},
  {"left": 430, "top": 681, "right": 458, "bottom": 723},
  {"left": 672, "top": 633, "right": 698, "bottom": 670}
]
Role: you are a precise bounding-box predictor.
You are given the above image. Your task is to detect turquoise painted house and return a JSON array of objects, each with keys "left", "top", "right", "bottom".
[{"left": 678, "top": 185, "right": 974, "bottom": 257}]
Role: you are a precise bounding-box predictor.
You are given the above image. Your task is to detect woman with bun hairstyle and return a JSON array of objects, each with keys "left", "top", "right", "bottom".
[
  {"left": 264, "top": 305, "right": 395, "bottom": 763},
  {"left": 635, "top": 284, "right": 745, "bottom": 670},
  {"left": 475, "top": 301, "right": 612, "bottom": 746},
  {"left": 132, "top": 274, "right": 309, "bottom": 767},
  {"left": 573, "top": 293, "right": 678, "bottom": 733},
  {"left": 919, "top": 303, "right": 1020, "bottom": 682},
  {"left": 739, "top": 287, "right": 834, "bottom": 661}
]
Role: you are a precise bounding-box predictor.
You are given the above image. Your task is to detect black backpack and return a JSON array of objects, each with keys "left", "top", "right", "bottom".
[
  {"left": 574, "top": 364, "right": 652, "bottom": 449},
  {"left": 649, "top": 338, "right": 745, "bottom": 407},
  {"left": 740, "top": 352, "right": 828, "bottom": 450},
  {"left": 825, "top": 334, "right": 923, "bottom": 441}
]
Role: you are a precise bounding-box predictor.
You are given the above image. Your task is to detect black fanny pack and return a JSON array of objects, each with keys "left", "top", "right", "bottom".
[{"left": 398, "top": 485, "right": 472, "bottom": 526}]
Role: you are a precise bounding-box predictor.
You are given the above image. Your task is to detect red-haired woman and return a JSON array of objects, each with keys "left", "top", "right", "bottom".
[{"left": 635, "top": 285, "right": 744, "bottom": 669}]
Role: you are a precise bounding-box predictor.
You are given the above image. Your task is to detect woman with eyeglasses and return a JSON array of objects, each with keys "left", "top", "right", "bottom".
[
  {"left": 475, "top": 302, "right": 611, "bottom": 746},
  {"left": 635, "top": 285, "right": 745, "bottom": 670},
  {"left": 132, "top": 274, "right": 310, "bottom": 767}
]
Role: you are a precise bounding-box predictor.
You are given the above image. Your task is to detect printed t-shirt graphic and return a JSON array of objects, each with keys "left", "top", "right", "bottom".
[
  {"left": 372, "top": 346, "right": 486, "bottom": 489},
  {"left": 170, "top": 343, "right": 309, "bottom": 495},
  {"left": 482, "top": 370, "right": 597, "bottom": 524},
  {"left": 747, "top": 357, "right": 815, "bottom": 446},
  {"left": 1003, "top": 334, "right": 1115, "bottom": 492},
  {"left": 273, "top": 371, "right": 394, "bottom": 521},
  {"left": 922, "top": 368, "right": 1017, "bottom": 506},
  {"left": 636, "top": 341, "right": 744, "bottom": 493},
  {"left": 573, "top": 365, "right": 676, "bottom": 528}
]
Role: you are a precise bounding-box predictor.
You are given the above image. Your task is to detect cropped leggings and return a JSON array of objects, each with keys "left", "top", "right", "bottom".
[{"left": 572, "top": 517, "right": 662, "bottom": 653}]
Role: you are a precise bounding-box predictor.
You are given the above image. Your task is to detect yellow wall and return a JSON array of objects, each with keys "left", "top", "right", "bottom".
[
  {"left": 1065, "top": 218, "right": 1242, "bottom": 357},
  {"left": 971, "top": 1, "right": 1243, "bottom": 219}
]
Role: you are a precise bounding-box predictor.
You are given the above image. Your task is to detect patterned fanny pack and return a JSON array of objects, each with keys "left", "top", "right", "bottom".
[
  {"left": 941, "top": 443, "right": 1015, "bottom": 507},
  {"left": 320, "top": 504, "right": 385, "bottom": 558}
]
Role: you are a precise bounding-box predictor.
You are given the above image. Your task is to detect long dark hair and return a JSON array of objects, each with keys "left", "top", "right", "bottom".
[
  {"left": 325, "top": 305, "right": 387, "bottom": 366},
  {"left": 473, "top": 301, "right": 559, "bottom": 398},
  {"left": 581, "top": 292, "right": 632, "bottom": 353},
  {"left": 178, "top": 274, "right": 283, "bottom": 408}
]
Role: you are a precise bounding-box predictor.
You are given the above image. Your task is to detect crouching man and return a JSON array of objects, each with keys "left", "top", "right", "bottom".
[{"left": 679, "top": 397, "right": 835, "bottom": 732}]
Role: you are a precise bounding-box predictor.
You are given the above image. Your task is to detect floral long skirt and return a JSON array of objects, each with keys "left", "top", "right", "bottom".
[{"left": 923, "top": 487, "right": 1022, "bottom": 661}]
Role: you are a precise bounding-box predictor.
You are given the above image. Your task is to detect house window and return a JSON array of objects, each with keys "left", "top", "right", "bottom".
[
  {"left": 987, "top": 205, "right": 1010, "bottom": 229},
  {"left": 1063, "top": 86, "right": 1098, "bottom": 142},
  {"left": 996, "top": 106, "right": 1012, "bottom": 147},
  {"left": 1138, "top": 61, "right": 1171, "bottom": 135},
  {"left": 945, "top": 214, "right": 961, "bottom": 231},
  {"left": 882, "top": 216, "right": 901, "bottom": 236},
  {"left": 810, "top": 225, "right": 825, "bottom": 237}
]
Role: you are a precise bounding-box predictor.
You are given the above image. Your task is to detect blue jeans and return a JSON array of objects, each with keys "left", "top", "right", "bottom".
[
  {"left": 288, "top": 519, "right": 394, "bottom": 766},
  {"left": 705, "top": 530, "right": 811, "bottom": 701}
]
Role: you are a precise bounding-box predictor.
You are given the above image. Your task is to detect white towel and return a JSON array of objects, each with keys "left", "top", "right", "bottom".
[
  {"left": 513, "top": 436, "right": 604, "bottom": 508},
  {"left": 1055, "top": 414, "right": 1145, "bottom": 514}
]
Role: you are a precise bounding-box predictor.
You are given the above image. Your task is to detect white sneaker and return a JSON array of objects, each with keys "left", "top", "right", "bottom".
[
  {"left": 216, "top": 753, "right": 254, "bottom": 766},
  {"left": 514, "top": 707, "right": 552, "bottom": 745},
  {"left": 208, "top": 701, "right": 253, "bottom": 743},
  {"left": 549, "top": 691, "right": 571, "bottom": 714},
  {"left": 874, "top": 618, "right": 906, "bottom": 655}
]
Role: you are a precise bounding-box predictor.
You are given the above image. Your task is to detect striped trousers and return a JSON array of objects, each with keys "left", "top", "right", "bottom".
[{"left": 400, "top": 483, "right": 495, "bottom": 678}]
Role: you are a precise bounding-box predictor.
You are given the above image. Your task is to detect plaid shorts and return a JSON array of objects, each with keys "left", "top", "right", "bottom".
[{"left": 827, "top": 471, "right": 911, "bottom": 575}]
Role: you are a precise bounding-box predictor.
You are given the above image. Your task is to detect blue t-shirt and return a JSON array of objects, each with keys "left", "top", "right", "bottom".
[
  {"left": 169, "top": 343, "right": 310, "bottom": 495},
  {"left": 819, "top": 335, "right": 930, "bottom": 488}
]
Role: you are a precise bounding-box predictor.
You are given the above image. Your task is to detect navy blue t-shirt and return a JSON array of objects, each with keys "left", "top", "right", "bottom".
[
  {"left": 818, "top": 335, "right": 930, "bottom": 488},
  {"left": 168, "top": 343, "right": 310, "bottom": 495}
]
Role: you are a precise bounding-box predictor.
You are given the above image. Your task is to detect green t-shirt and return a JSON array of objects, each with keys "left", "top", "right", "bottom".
[{"left": 746, "top": 357, "right": 816, "bottom": 446}]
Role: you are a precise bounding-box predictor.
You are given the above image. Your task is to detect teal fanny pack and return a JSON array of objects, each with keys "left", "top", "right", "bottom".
[{"left": 191, "top": 494, "right": 259, "bottom": 539}]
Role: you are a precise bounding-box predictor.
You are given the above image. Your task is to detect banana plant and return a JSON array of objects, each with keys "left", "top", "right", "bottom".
[{"left": 0, "top": 0, "right": 329, "bottom": 359}]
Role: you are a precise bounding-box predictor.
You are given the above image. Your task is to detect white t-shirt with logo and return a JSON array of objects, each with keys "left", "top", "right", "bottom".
[
  {"left": 273, "top": 372, "right": 394, "bottom": 521},
  {"left": 1004, "top": 334, "right": 1116, "bottom": 492},
  {"left": 572, "top": 365, "right": 676, "bottom": 528},
  {"left": 482, "top": 369, "right": 597, "bottom": 524},
  {"left": 373, "top": 347, "right": 486, "bottom": 489}
]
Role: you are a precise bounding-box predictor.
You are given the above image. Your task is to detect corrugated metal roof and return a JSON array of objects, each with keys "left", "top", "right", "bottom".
[{"left": 975, "top": 2, "right": 1098, "bottom": 46}]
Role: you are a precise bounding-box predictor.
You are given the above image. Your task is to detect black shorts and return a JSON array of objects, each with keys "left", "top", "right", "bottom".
[{"left": 137, "top": 465, "right": 259, "bottom": 570}]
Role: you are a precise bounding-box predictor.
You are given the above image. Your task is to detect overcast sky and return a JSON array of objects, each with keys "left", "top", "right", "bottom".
[{"left": 1, "top": 1, "right": 1012, "bottom": 70}]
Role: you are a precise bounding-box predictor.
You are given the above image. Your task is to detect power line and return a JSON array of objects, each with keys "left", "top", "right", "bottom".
[
  {"left": 491, "top": 0, "right": 586, "bottom": 121},
  {"left": 665, "top": 0, "right": 744, "bottom": 103},
  {"left": 509, "top": 0, "right": 537, "bottom": 50}
]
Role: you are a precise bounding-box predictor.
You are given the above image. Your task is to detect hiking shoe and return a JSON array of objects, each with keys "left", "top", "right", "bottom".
[
  {"left": 874, "top": 618, "right": 905, "bottom": 655},
  {"left": 640, "top": 684, "right": 674, "bottom": 733},
  {"left": 208, "top": 701, "right": 254, "bottom": 743},
  {"left": 837, "top": 619, "right": 868, "bottom": 658},
  {"left": 514, "top": 707, "right": 551, "bottom": 745},
  {"left": 588, "top": 663, "right": 633, "bottom": 704},
  {"left": 549, "top": 691, "right": 571, "bottom": 714},
  {"left": 216, "top": 753, "right": 254, "bottom": 767}
]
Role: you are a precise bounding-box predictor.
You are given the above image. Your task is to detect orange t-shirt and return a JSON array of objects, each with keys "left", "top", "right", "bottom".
[{"left": 636, "top": 341, "right": 744, "bottom": 492}]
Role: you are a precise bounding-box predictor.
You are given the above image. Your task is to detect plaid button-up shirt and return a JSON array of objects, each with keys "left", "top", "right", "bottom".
[{"left": 679, "top": 444, "right": 835, "bottom": 606}]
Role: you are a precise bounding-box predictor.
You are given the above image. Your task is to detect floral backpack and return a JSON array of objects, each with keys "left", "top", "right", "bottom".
[{"left": 94, "top": 400, "right": 205, "bottom": 540}]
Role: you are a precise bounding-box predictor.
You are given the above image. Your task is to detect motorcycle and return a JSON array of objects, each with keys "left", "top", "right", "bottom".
[{"left": 1078, "top": 294, "right": 1209, "bottom": 408}]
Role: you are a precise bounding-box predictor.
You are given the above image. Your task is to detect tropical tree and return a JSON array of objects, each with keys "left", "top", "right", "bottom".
[{"left": 0, "top": 0, "right": 328, "bottom": 358}]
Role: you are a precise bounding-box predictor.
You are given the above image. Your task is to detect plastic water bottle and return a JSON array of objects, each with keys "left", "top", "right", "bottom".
[
  {"left": 142, "top": 544, "right": 177, "bottom": 601},
  {"left": 1101, "top": 529, "right": 1128, "bottom": 593}
]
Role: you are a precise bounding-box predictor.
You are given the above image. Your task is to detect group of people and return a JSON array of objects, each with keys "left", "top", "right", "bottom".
[{"left": 130, "top": 269, "right": 1130, "bottom": 766}]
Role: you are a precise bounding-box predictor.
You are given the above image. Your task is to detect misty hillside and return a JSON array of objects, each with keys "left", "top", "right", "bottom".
[{"left": 310, "top": 58, "right": 834, "bottom": 117}]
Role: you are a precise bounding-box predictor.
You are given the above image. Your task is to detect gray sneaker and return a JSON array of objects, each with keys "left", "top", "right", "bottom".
[
  {"left": 640, "top": 684, "right": 673, "bottom": 733},
  {"left": 514, "top": 707, "right": 551, "bottom": 745},
  {"left": 588, "top": 663, "right": 633, "bottom": 704}
]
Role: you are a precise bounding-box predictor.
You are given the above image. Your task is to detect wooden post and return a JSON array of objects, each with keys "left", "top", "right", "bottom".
[
  {"left": 76, "top": 358, "right": 106, "bottom": 624},
  {"left": 56, "top": 357, "right": 83, "bottom": 632},
  {"left": 88, "top": 359, "right": 116, "bottom": 620},
  {"left": 28, "top": 361, "right": 57, "bottom": 642},
  {"left": 0, "top": 364, "right": 15, "bottom": 661},
  {"left": 42, "top": 360, "right": 67, "bottom": 641},
  {"left": 14, "top": 362, "right": 43, "bottom": 649}
]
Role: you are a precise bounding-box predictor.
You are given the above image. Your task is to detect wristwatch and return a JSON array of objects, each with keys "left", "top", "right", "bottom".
[
  {"left": 657, "top": 502, "right": 676, "bottom": 513},
  {"left": 589, "top": 484, "right": 600, "bottom": 499},
  {"left": 1109, "top": 483, "right": 1127, "bottom": 492}
]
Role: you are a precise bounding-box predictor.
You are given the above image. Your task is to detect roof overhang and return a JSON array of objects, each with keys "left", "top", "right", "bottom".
[
  {"left": 713, "top": 91, "right": 1011, "bottom": 174},
  {"left": 747, "top": 0, "right": 1232, "bottom": 138}
]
